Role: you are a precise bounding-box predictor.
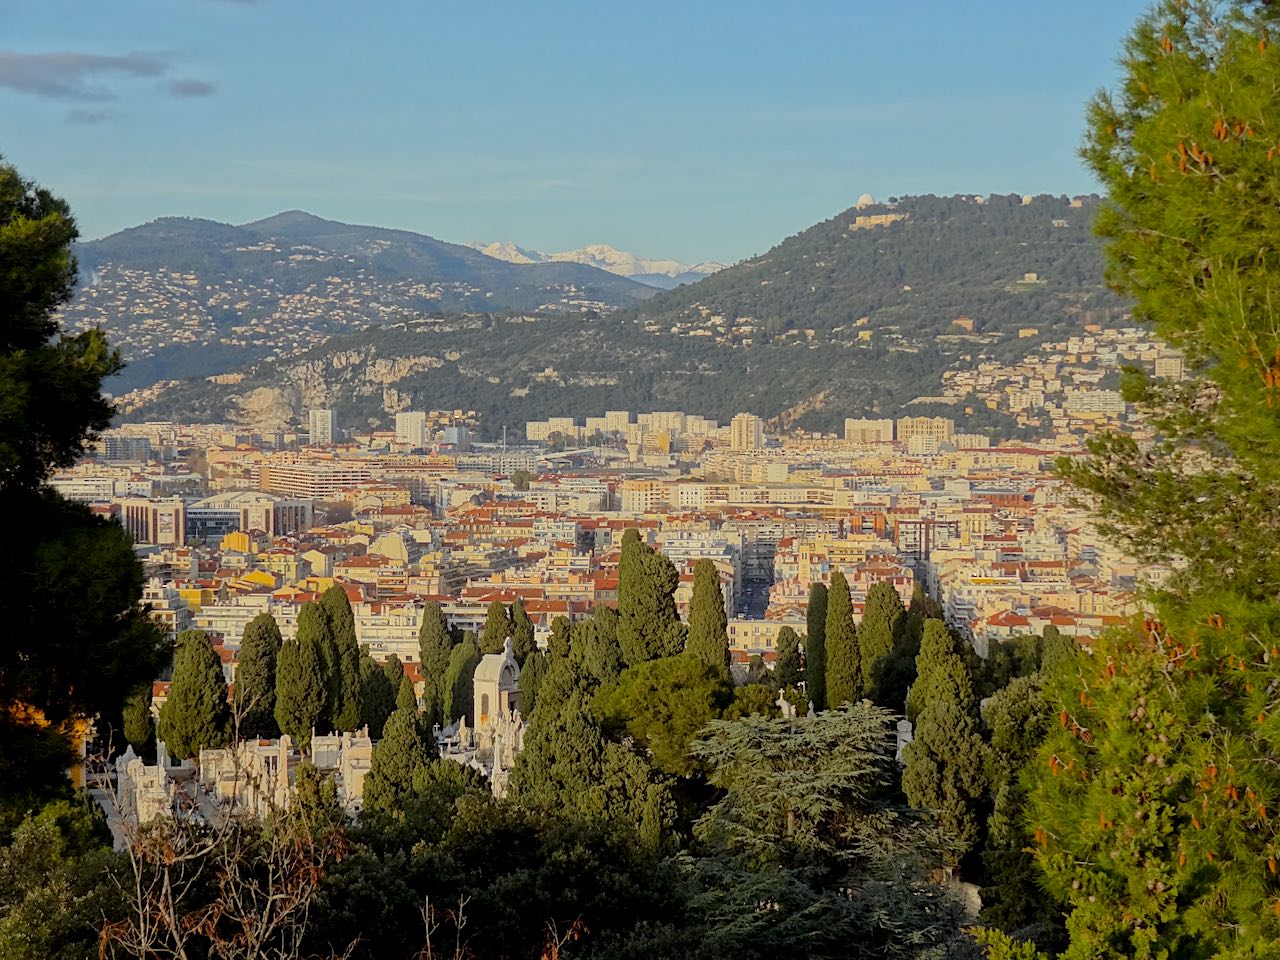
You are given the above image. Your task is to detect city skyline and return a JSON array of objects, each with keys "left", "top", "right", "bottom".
[{"left": 5, "top": 0, "right": 1148, "bottom": 263}]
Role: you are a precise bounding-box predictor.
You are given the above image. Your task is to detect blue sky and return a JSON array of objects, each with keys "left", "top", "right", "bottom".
[{"left": 3, "top": 0, "right": 1150, "bottom": 263}]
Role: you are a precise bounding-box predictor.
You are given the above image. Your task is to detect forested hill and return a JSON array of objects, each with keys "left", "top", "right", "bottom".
[{"left": 627, "top": 193, "right": 1123, "bottom": 340}]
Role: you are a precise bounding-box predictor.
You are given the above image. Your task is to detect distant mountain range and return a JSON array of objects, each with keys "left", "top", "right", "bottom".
[
  {"left": 119, "top": 193, "right": 1128, "bottom": 438},
  {"left": 465, "top": 241, "right": 726, "bottom": 289}
]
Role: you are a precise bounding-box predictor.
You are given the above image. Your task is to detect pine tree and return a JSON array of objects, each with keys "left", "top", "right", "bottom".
[
  {"left": 823, "top": 571, "right": 859, "bottom": 707},
  {"left": 805, "top": 582, "right": 828, "bottom": 711},
  {"left": 363, "top": 706, "right": 435, "bottom": 816},
  {"left": 157, "top": 629, "right": 230, "bottom": 760},
  {"left": 275, "top": 603, "right": 328, "bottom": 747},
  {"left": 358, "top": 650, "right": 395, "bottom": 738},
  {"left": 320, "top": 586, "right": 362, "bottom": 731},
  {"left": 773, "top": 626, "right": 803, "bottom": 691},
  {"left": 616, "top": 529, "right": 685, "bottom": 665},
  {"left": 234, "top": 612, "right": 281, "bottom": 739},
  {"left": 121, "top": 683, "right": 155, "bottom": 754},
  {"left": 417, "top": 601, "right": 454, "bottom": 724},
  {"left": 858, "top": 582, "right": 904, "bottom": 702},
  {"left": 442, "top": 634, "right": 480, "bottom": 724},
  {"left": 510, "top": 598, "right": 535, "bottom": 665},
  {"left": 685, "top": 559, "right": 730, "bottom": 672},
  {"left": 479, "top": 601, "right": 512, "bottom": 655},
  {"left": 548, "top": 615, "right": 571, "bottom": 660},
  {"left": 569, "top": 606, "right": 623, "bottom": 685}
]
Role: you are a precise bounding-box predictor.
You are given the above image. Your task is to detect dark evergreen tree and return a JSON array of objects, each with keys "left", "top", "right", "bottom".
[
  {"left": 510, "top": 598, "right": 536, "bottom": 665},
  {"left": 0, "top": 160, "right": 166, "bottom": 803},
  {"left": 382, "top": 653, "right": 404, "bottom": 689},
  {"left": 873, "top": 582, "right": 931, "bottom": 713},
  {"left": 121, "top": 683, "right": 155, "bottom": 754},
  {"left": 157, "top": 629, "right": 230, "bottom": 760},
  {"left": 616, "top": 529, "right": 685, "bottom": 665},
  {"left": 548, "top": 615, "right": 572, "bottom": 659},
  {"left": 685, "top": 558, "right": 730, "bottom": 672},
  {"left": 396, "top": 674, "right": 417, "bottom": 713},
  {"left": 858, "top": 582, "right": 904, "bottom": 702},
  {"left": 519, "top": 649, "right": 547, "bottom": 716},
  {"left": 823, "top": 571, "right": 859, "bottom": 707},
  {"left": 416, "top": 601, "right": 454, "bottom": 723},
  {"left": 569, "top": 606, "right": 623, "bottom": 684},
  {"left": 805, "top": 582, "right": 828, "bottom": 710},
  {"left": 905, "top": 619, "right": 972, "bottom": 724},
  {"left": 443, "top": 634, "right": 481, "bottom": 724},
  {"left": 320, "top": 585, "right": 362, "bottom": 731},
  {"left": 275, "top": 603, "right": 328, "bottom": 746},
  {"left": 479, "top": 600, "right": 512, "bottom": 655},
  {"left": 358, "top": 650, "right": 396, "bottom": 738},
  {"left": 363, "top": 706, "right": 435, "bottom": 817},
  {"left": 234, "top": 612, "right": 281, "bottom": 739},
  {"left": 773, "top": 626, "right": 804, "bottom": 691}
]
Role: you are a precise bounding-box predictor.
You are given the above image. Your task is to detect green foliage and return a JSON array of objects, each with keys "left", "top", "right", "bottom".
[
  {"left": 548, "top": 614, "right": 572, "bottom": 659},
  {"left": 724, "top": 683, "right": 779, "bottom": 720},
  {"left": 510, "top": 598, "right": 535, "bottom": 664},
  {"left": 382, "top": 652, "right": 403, "bottom": 688},
  {"left": 859, "top": 582, "right": 904, "bottom": 701},
  {"left": 510, "top": 467, "right": 532, "bottom": 490},
  {"left": 395, "top": 674, "right": 417, "bottom": 713},
  {"left": 980, "top": 675, "right": 1064, "bottom": 948},
  {"left": 320, "top": 586, "right": 362, "bottom": 731},
  {"left": 518, "top": 648, "right": 547, "bottom": 715},
  {"left": 363, "top": 707, "right": 436, "bottom": 818},
  {"left": 479, "top": 600, "right": 512, "bottom": 655},
  {"left": 906, "top": 619, "right": 973, "bottom": 724},
  {"left": 157, "top": 629, "right": 230, "bottom": 760},
  {"left": 773, "top": 626, "right": 804, "bottom": 691},
  {"left": 805, "top": 582, "right": 828, "bottom": 710},
  {"left": 687, "top": 705, "right": 972, "bottom": 959},
  {"left": 274, "top": 603, "right": 328, "bottom": 747},
  {"left": 0, "top": 798, "right": 121, "bottom": 960},
  {"left": 234, "top": 612, "right": 281, "bottom": 739},
  {"left": 596, "top": 653, "right": 734, "bottom": 776},
  {"left": 357, "top": 651, "right": 395, "bottom": 738},
  {"left": 416, "top": 601, "right": 454, "bottom": 723},
  {"left": 442, "top": 634, "right": 480, "bottom": 724},
  {"left": 685, "top": 558, "right": 730, "bottom": 672},
  {"left": 570, "top": 605, "right": 624, "bottom": 684},
  {"left": 121, "top": 683, "right": 155, "bottom": 755},
  {"left": 511, "top": 661, "right": 678, "bottom": 849},
  {"left": 617, "top": 529, "right": 686, "bottom": 666},
  {"left": 823, "top": 571, "right": 859, "bottom": 707}
]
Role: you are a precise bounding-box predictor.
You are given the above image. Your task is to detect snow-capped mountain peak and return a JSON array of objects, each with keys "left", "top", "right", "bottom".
[{"left": 466, "top": 240, "right": 726, "bottom": 289}]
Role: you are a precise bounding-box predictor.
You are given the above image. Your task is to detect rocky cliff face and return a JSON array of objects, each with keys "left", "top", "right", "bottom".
[{"left": 230, "top": 345, "right": 448, "bottom": 432}]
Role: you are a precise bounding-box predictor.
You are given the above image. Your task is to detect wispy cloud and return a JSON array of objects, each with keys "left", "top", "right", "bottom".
[
  {"left": 65, "top": 107, "right": 112, "bottom": 124},
  {"left": 0, "top": 50, "right": 217, "bottom": 105},
  {"left": 167, "top": 77, "right": 216, "bottom": 98},
  {"left": 0, "top": 51, "right": 166, "bottom": 100}
]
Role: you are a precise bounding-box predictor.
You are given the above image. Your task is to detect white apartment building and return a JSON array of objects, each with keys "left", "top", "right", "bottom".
[{"left": 309, "top": 409, "right": 336, "bottom": 446}]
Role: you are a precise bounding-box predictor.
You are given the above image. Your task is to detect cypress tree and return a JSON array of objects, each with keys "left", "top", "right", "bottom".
[
  {"left": 417, "top": 601, "right": 454, "bottom": 723},
  {"left": 859, "top": 582, "right": 904, "bottom": 705},
  {"left": 569, "top": 605, "right": 623, "bottom": 685},
  {"left": 548, "top": 615, "right": 571, "bottom": 660},
  {"left": 510, "top": 598, "right": 535, "bottom": 665},
  {"left": 382, "top": 653, "right": 404, "bottom": 689},
  {"left": 396, "top": 674, "right": 417, "bottom": 713},
  {"left": 363, "top": 706, "right": 435, "bottom": 817},
  {"left": 275, "top": 603, "right": 328, "bottom": 746},
  {"left": 234, "top": 612, "right": 282, "bottom": 739},
  {"left": 773, "top": 626, "right": 803, "bottom": 691},
  {"left": 479, "top": 600, "right": 512, "bottom": 655},
  {"left": 616, "top": 529, "right": 685, "bottom": 665},
  {"left": 805, "top": 582, "right": 828, "bottom": 711},
  {"left": 157, "top": 629, "right": 230, "bottom": 761},
  {"left": 823, "top": 571, "right": 859, "bottom": 707},
  {"left": 358, "top": 650, "right": 395, "bottom": 738},
  {"left": 121, "top": 683, "right": 155, "bottom": 755},
  {"left": 875, "top": 583, "right": 930, "bottom": 713},
  {"left": 519, "top": 649, "right": 547, "bottom": 716},
  {"left": 442, "top": 634, "right": 481, "bottom": 724},
  {"left": 905, "top": 620, "right": 973, "bottom": 724},
  {"left": 321, "top": 585, "right": 362, "bottom": 731},
  {"left": 685, "top": 558, "right": 730, "bottom": 671}
]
